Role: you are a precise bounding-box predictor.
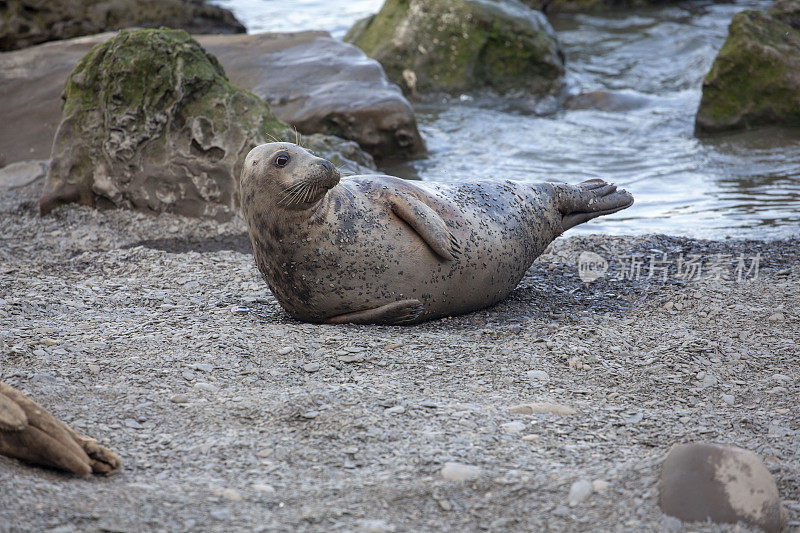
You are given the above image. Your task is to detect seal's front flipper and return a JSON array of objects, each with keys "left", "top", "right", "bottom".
[
  {"left": 556, "top": 179, "right": 634, "bottom": 231},
  {"left": 389, "top": 194, "right": 460, "bottom": 261},
  {"left": 325, "top": 299, "right": 424, "bottom": 325}
]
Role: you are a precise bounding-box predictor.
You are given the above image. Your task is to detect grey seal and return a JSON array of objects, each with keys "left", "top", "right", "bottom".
[{"left": 240, "top": 142, "right": 633, "bottom": 325}]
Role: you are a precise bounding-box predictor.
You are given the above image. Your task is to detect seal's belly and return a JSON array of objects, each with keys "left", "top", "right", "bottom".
[{"left": 273, "top": 179, "right": 560, "bottom": 321}]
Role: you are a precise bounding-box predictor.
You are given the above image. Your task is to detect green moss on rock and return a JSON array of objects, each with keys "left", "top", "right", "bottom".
[
  {"left": 41, "top": 29, "right": 374, "bottom": 220},
  {"left": 345, "top": 0, "right": 565, "bottom": 96},
  {"left": 695, "top": 10, "right": 800, "bottom": 134}
]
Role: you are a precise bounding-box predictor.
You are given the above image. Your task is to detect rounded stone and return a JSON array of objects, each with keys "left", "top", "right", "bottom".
[
  {"left": 659, "top": 442, "right": 787, "bottom": 532},
  {"left": 440, "top": 462, "right": 482, "bottom": 482},
  {"left": 568, "top": 479, "right": 593, "bottom": 506}
]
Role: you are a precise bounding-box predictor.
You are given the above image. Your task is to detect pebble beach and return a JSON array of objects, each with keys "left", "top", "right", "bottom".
[{"left": 1, "top": 177, "right": 798, "bottom": 531}]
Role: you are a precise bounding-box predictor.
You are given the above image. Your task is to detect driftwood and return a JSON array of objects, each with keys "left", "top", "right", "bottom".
[{"left": 0, "top": 381, "right": 120, "bottom": 476}]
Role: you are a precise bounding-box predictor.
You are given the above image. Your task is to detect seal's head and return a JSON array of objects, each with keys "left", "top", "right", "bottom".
[{"left": 240, "top": 142, "right": 340, "bottom": 211}]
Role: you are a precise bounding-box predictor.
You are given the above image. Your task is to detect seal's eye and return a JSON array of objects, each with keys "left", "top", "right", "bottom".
[{"left": 274, "top": 152, "right": 290, "bottom": 167}]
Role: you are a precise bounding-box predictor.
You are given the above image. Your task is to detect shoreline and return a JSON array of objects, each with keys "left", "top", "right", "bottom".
[{"left": 1, "top": 180, "right": 798, "bottom": 531}]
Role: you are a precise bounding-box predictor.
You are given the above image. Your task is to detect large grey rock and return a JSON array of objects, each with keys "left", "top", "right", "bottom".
[
  {"left": 659, "top": 442, "right": 787, "bottom": 532},
  {"left": 40, "top": 29, "right": 374, "bottom": 220},
  {"left": 197, "top": 33, "right": 425, "bottom": 160},
  {"left": 0, "top": 0, "right": 244, "bottom": 52},
  {"left": 345, "top": 0, "right": 565, "bottom": 97},
  {"left": 0, "top": 31, "right": 422, "bottom": 166}
]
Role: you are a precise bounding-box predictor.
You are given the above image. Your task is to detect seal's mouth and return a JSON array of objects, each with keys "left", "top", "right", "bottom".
[
  {"left": 276, "top": 160, "right": 340, "bottom": 209},
  {"left": 319, "top": 166, "right": 341, "bottom": 190}
]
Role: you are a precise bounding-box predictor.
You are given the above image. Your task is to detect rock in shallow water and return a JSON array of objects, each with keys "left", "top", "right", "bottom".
[
  {"left": 521, "top": 0, "right": 688, "bottom": 14},
  {"left": 658, "top": 442, "right": 787, "bottom": 532},
  {"left": 695, "top": 10, "right": 800, "bottom": 133},
  {"left": 345, "top": 0, "right": 564, "bottom": 97}
]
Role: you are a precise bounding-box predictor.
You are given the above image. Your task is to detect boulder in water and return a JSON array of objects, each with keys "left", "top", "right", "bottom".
[
  {"left": 695, "top": 10, "right": 800, "bottom": 133},
  {"left": 345, "top": 0, "right": 565, "bottom": 97}
]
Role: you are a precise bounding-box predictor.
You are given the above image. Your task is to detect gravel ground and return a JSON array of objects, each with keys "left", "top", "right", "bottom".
[{"left": 1, "top": 178, "right": 798, "bottom": 532}]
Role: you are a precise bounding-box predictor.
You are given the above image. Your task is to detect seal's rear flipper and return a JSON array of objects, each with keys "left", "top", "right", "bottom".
[
  {"left": 557, "top": 179, "right": 634, "bottom": 231},
  {"left": 325, "top": 299, "right": 424, "bottom": 325}
]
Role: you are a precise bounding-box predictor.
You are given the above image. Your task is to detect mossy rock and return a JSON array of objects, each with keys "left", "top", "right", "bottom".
[
  {"left": 695, "top": 10, "right": 800, "bottom": 134},
  {"left": 0, "top": 0, "right": 245, "bottom": 52},
  {"left": 41, "top": 29, "right": 374, "bottom": 220},
  {"left": 344, "top": 0, "right": 565, "bottom": 96}
]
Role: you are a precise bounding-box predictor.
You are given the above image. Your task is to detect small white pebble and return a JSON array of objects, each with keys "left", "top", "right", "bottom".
[
  {"left": 302, "top": 362, "right": 320, "bottom": 373},
  {"left": 527, "top": 370, "right": 550, "bottom": 382},
  {"left": 568, "top": 479, "right": 593, "bottom": 506},
  {"left": 441, "top": 462, "right": 482, "bottom": 482},
  {"left": 194, "top": 382, "right": 218, "bottom": 392},
  {"left": 252, "top": 484, "right": 276, "bottom": 494},
  {"left": 214, "top": 488, "right": 242, "bottom": 501},
  {"left": 721, "top": 394, "right": 735, "bottom": 405},
  {"left": 768, "top": 312, "right": 785, "bottom": 322},
  {"left": 501, "top": 421, "right": 526, "bottom": 433}
]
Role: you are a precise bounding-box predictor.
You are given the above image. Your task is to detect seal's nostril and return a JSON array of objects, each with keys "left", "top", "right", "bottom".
[{"left": 320, "top": 159, "right": 334, "bottom": 172}]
